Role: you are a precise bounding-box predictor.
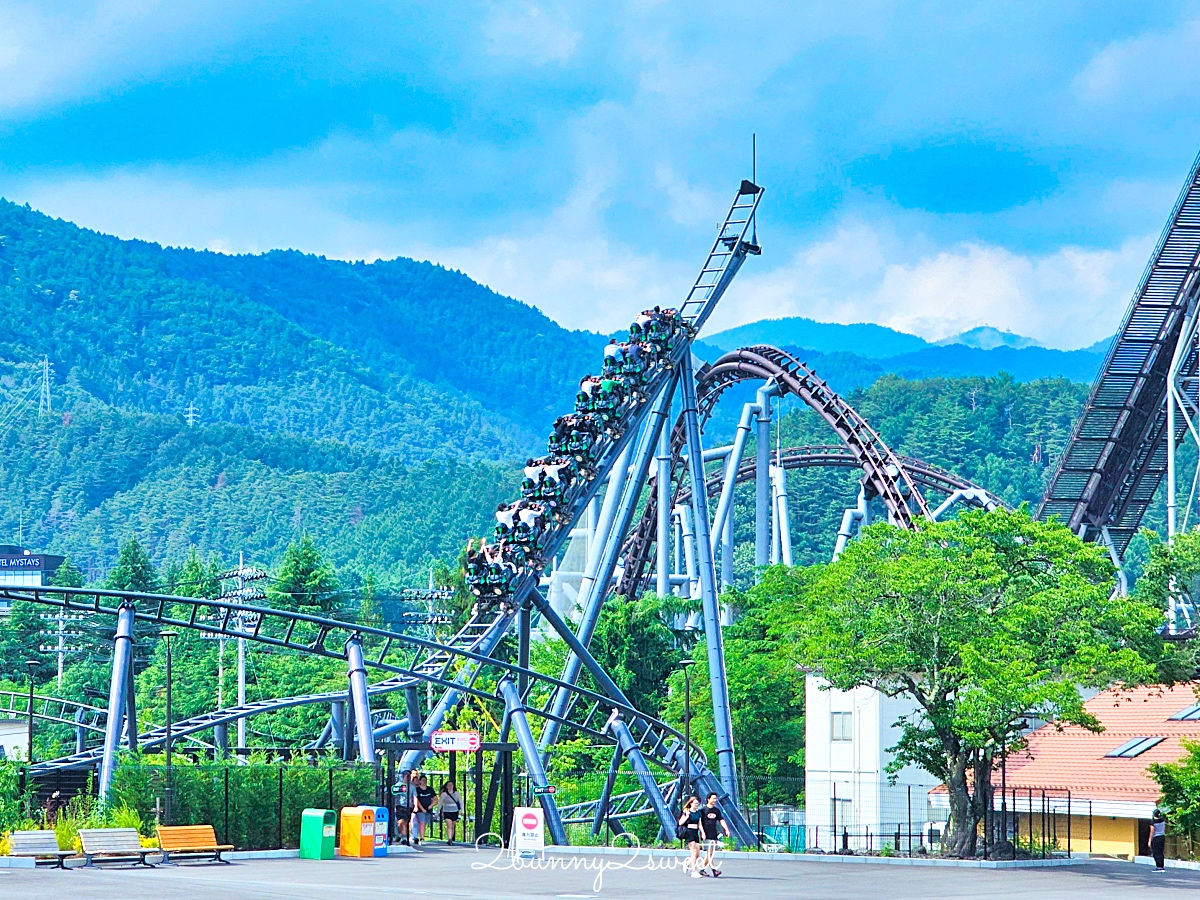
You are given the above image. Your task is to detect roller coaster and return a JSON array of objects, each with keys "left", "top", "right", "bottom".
[{"left": 5, "top": 153, "right": 1200, "bottom": 845}]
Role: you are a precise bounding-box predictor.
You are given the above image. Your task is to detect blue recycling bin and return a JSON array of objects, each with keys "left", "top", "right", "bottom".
[{"left": 367, "top": 806, "right": 388, "bottom": 856}]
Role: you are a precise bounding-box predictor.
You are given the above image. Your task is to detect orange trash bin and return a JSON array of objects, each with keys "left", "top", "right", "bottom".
[{"left": 339, "top": 806, "right": 375, "bottom": 858}]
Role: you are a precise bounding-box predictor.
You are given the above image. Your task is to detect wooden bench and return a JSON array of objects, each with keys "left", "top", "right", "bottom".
[
  {"left": 78, "top": 828, "right": 155, "bottom": 867},
  {"left": 156, "top": 825, "right": 233, "bottom": 865},
  {"left": 9, "top": 830, "right": 74, "bottom": 868}
]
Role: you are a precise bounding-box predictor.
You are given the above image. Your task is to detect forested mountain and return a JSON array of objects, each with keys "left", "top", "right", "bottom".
[
  {"left": 0, "top": 198, "right": 1130, "bottom": 594},
  {"left": 0, "top": 382, "right": 517, "bottom": 585},
  {"left": 0, "top": 199, "right": 605, "bottom": 460}
]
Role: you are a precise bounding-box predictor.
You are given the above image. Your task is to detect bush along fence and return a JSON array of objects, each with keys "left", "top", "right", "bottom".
[{"left": 0, "top": 759, "right": 380, "bottom": 852}]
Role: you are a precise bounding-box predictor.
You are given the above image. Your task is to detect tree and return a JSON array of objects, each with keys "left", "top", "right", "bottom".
[
  {"left": 268, "top": 535, "right": 341, "bottom": 614},
  {"left": 105, "top": 538, "right": 159, "bottom": 593},
  {"left": 662, "top": 587, "right": 805, "bottom": 794},
  {"left": 1150, "top": 737, "right": 1200, "bottom": 849},
  {"left": 759, "top": 507, "right": 1181, "bottom": 857},
  {"left": 588, "top": 594, "right": 694, "bottom": 717}
]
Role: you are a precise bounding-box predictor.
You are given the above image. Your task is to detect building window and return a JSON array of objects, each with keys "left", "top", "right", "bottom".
[
  {"left": 831, "top": 711, "right": 852, "bottom": 741},
  {"left": 1170, "top": 704, "right": 1200, "bottom": 721},
  {"left": 1105, "top": 736, "right": 1165, "bottom": 758}
]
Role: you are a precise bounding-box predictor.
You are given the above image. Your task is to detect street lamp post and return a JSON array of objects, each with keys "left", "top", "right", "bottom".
[
  {"left": 679, "top": 660, "right": 695, "bottom": 805},
  {"left": 25, "top": 660, "right": 38, "bottom": 765},
  {"left": 161, "top": 631, "right": 178, "bottom": 826}
]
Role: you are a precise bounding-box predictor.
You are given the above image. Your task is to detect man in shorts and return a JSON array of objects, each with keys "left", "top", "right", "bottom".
[
  {"left": 698, "top": 793, "right": 730, "bottom": 876},
  {"left": 394, "top": 768, "right": 418, "bottom": 845},
  {"left": 414, "top": 774, "right": 436, "bottom": 846}
]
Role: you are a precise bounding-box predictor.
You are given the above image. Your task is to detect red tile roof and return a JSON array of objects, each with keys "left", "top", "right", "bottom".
[{"left": 994, "top": 684, "right": 1200, "bottom": 802}]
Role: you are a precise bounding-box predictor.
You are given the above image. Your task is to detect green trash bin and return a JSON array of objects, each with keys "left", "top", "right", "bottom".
[{"left": 300, "top": 808, "right": 337, "bottom": 860}]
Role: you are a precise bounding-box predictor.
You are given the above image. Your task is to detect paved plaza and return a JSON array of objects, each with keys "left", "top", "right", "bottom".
[{"left": 2, "top": 848, "right": 1200, "bottom": 899}]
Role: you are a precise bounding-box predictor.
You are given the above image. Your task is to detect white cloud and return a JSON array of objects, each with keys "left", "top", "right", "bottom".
[
  {"left": 482, "top": 2, "right": 580, "bottom": 65},
  {"left": 6, "top": 161, "right": 1152, "bottom": 349},
  {"left": 1074, "top": 16, "right": 1200, "bottom": 106},
  {"left": 715, "top": 217, "right": 1151, "bottom": 349},
  {"left": 0, "top": 1, "right": 275, "bottom": 116}
]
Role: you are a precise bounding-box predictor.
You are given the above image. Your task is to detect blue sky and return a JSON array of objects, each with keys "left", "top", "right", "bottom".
[{"left": 3, "top": 2, "right": 1200, "bottom": 348}]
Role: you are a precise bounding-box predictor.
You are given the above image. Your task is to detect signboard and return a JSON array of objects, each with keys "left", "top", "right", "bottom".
[
  {"left": 532, "top": 785, "right": 556, "bottom": 796},
  {"left": 0, "top": 556, "right": 44, "bottom": 570},
  {"left": 430, "top": 730, "right": 482, "bottom": 752},
  {"left": 510, "top": 806, "right": 545, "bottom": 853}
]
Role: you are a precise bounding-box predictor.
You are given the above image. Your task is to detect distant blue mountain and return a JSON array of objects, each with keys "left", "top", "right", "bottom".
[
  {"left": 705, "top": 317, "right": 932, "bottom": 358},
  {"left": 701, "top": 316, "right": 1110, "bottom": 392},
  {"left": 936, "top": 326, "right": 1042, "bottom": 351}
]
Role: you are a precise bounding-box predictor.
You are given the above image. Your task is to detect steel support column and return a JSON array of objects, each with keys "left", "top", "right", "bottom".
[
  {"left": 591, "top": 744, "right": 625, "bottom": 837},
  {"left": 123, "top": 651, "right": 138, "bottom": 751},
  {"left": 99, "top": 601, "right": 135, "bottom": 800},
  {"left": 346, "top": 636, "right": 376, "bottom": 764},
  {"left": 680, "top": 353, "right": 739, "bottom": 804},
  {"left": 608, "top": 716, "right": 677, "bottom": 837},
  {"left": 541, "top": 384, "right": 674, "bottom": 753},
  {"left": 772, "top": 463, "right": 793, "bottom": 566},
  {"left": 711, "top": 402, "right": 758, "bottom": 559},
  {"left": 754, "top": 383, "right": 777, "bottom": 574},
  {"left": 498, "top": 678, "right": 568, "bottom": 845},
  {"left": 656, "top": 401, "right": 673, "bottom": 597}
]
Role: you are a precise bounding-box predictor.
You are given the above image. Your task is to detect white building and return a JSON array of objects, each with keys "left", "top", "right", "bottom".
[
  {"left": 805, "top": 677, "right": 940, "bottom": 851},
  {"left": 0, "top": 718, "right": 30, "bottom": 761},
  {"left": 0, "top": 545, "right": 65, "bottom": 615}
]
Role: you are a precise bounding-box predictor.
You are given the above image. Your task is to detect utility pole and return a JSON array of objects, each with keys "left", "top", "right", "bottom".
[
  {"left": 39, "top": 611, "right": 84, "bottom": 687},
  {"left": 217, "top": 553, "right": 267, "bottom": 763},
  {"left": 185, "top": 402, "right": 199, "bottom": 427}
]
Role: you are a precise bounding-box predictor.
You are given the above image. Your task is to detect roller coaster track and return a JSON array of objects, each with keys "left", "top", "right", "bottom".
[
  {"left": 0, "top": 690, "right": 213, "bottom": 755},
  {"left": 11, "top": 182, "right": 766, "bottom": 842},
  {"left": 620, "top": 345, "right": 930, "bottom": 597},
  {"left": 0, "top": 691, "right": 107, "bottom": 735},
  {"left": 2, "top": 587, "right": 699, "bottom": 781},
  {"left": 672, "top": 444, "right": 1001, "bottom": 508},
  {"left": 1039, "top": 152, "right": 1200, "bottom": 554}
]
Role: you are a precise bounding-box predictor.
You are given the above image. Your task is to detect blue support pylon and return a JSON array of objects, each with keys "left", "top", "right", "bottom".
[{"left": 679, "top": 353, "right": 740, "bottom": 808}]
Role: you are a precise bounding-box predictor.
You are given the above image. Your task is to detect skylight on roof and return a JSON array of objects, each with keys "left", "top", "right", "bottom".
[
  {"left": 1105, "top": 737, "right": 1166, "bottom": 759},
  {"left": 1169, "top": 704, "right": 1200, "bottom": 721}
]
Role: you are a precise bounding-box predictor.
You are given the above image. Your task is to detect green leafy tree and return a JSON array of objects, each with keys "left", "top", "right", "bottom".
[
  {"left": 662, "top": 588, "right": 805, "bottom": 793},
  {"left": 588, "top": 594, "right": 694, "bottom": 717},
  {"left": 105, "top": 538, "right": 159, "bottom": 593},
  {"left": 268, "top": 535, "right": 341, "bottom": 614},
  {"left": 1150, "top": 737, "right": 1200, "bottom": 846},
  {"left": 759, "top": 507, "right": 1182, "bottom": 857}
]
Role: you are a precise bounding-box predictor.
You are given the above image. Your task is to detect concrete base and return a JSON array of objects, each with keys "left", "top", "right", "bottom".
[
  {"left": 547, "top": 846, "right": 1088, "bottom": 868},
  {"left": 1134, "top": 855, "right": 1200, "bottom": 871},
  {"left": 0, "top": 857, "right": 36, "bottom": 869}
]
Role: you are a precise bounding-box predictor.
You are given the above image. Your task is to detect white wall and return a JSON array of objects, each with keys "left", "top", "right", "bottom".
[
  {"left": 805, "top": 676, "right": 940, "bottom": 850},
  {"left": 0, "top": 718, "right": 29, "bottom": 761}
]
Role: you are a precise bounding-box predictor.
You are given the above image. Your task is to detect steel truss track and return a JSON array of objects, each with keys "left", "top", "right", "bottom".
[
  {"left": 16, "top": 181, "right": 766, "bottom": 843},
  {"left": 1039, "top": 152, "right": 1200, "bottom": 554},
  {"left": 4, "top": 587, "right": 700, "bottom": 782},
  {"left": 620, "top": 345, "right": 930, "bottom": 597},
  {"left": 673, "top": 444, "right": 1001, "bottom": 507}
]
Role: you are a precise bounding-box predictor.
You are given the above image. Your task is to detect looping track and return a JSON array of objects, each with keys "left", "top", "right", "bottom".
[{"left": 619, "top": 345, "right": 930, "bottom": 597}]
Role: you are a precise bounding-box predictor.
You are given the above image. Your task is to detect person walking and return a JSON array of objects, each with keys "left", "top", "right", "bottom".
[
  {"left": 1150, "top": 809, "right": 1167, "bottom": 872},
  {"left": 698, "top": 792, "right": 730, "bottom": 877},
  {"left": 414, "top": 774, "right": 436, "bottom": 846},
  {"left": 677, "top": 796, "right": 703, "bottom": 878},
  {"left": 440, "top": 780, "right": 464, "bottom": 845},
  {"left": 394, "top": 769, "right": 417, "bottom": 845}
]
